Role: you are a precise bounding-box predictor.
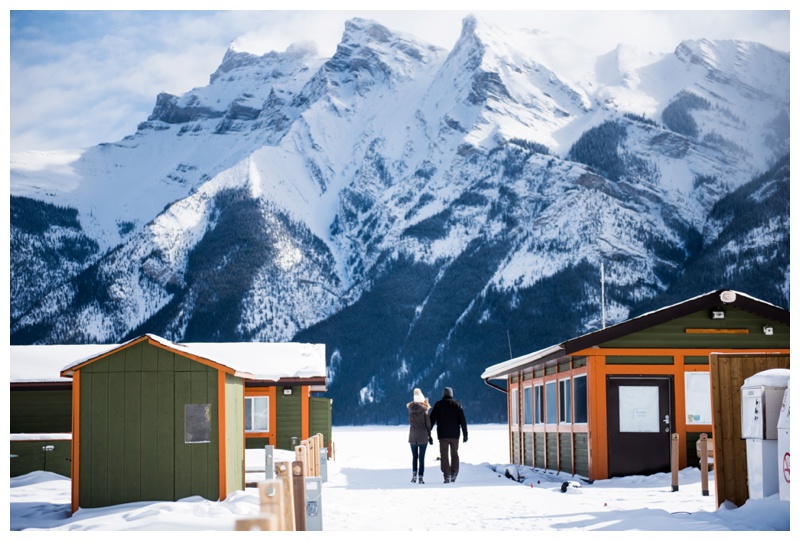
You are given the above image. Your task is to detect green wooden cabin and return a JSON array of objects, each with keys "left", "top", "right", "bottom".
[
  {"left": 60, "top": 335, "right": 250, "bottom": 512},
  {"left": 10, "top": 334, "right": 330, "bottom": 512}
]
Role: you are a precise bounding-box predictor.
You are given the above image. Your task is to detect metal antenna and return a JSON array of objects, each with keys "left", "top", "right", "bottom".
[
  {"left": 506, "top": 329, "right": 513, "bottom": 359},
  {"left": 601, "top": 261, "right": 606, "bottom": 329}
]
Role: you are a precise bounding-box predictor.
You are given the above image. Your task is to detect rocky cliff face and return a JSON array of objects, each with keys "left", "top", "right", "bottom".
[{"left": 10, "top": 16, "right": 789, "bottom": 423}]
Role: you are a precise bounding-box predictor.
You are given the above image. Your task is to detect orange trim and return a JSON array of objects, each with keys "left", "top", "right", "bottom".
[
  {"left": 243, "top": 387, "right": 277, "bottom": 444},
  {"left": 301, "top": 386, "right": 310, "bottom": 441},
  {"left": 70, "top": 371, "right": 81, "bottom": 514},
  {"left": 685, "top": 328, "right": 749, "bottom": 334},
  {"left": 217, "top": 371, "right": 227, "bottom": 500},
  {"left": 60, "top": 335, "right": 253, "bottom": 379}
]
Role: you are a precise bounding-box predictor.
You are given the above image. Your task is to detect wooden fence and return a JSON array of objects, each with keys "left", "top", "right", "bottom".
[
  {"left": 235, "top": 433, "right": 328, "bottom": 531},
  {"left": 709, "top": 352, "right": 790, "bottom": 508}
]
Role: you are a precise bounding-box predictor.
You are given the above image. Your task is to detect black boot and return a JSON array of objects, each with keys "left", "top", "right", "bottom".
[
  {"left": 411, "top": 472, "right": 417, "bottom": 483},
  {"left": 418, "top": 476, "right": 425, "bottom": 484}
]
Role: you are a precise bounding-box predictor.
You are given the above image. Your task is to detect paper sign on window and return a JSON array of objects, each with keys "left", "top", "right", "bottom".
[
  {"left": 685, "top": 372, "right": 712, "bottom": 424},
  {"left": 619, "top": 386, "right": 659, "bottom": 433}
]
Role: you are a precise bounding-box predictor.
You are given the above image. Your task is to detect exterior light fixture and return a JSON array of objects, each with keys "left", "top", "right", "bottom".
[
  {"left": 763, "top": 326, "right": 774, "bottom": 335},
  {"left": 711, "top": 310, "right": 725, "bottom": 320}
]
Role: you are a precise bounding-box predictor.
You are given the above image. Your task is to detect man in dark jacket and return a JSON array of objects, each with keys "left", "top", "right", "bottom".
[{"left": 429, "top": 386, "right": 468, "bottom": 483}]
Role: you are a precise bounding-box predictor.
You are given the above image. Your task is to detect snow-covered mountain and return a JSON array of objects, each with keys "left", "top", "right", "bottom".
[{"left": 10, "top": 16, "right": 789, "bottom": 423}]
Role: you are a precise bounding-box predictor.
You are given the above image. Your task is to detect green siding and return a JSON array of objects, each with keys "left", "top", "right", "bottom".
[
  {"left": 246, "top": 437, "right": 271, "bottom": 450},
  {"left": 534, "top": 433, "right": 545, "bottom": 468},
  {"left": 574, "top": 433, "right": 589, "bottom": 478},
  {"left": 10, "top": 389, "right": 72, "bottom": 433},
  {"left": 685, "top": 356, "right": 710, "bottom": 365},
  {"left": 559, "top": 433, "right": 573, "bottom": 474},
  {"left": 546, "top": 433, "right": 558, "bottom": 471},
  {"left": 11, "top": 439, "right": 72, "bottom": 477},
  {"left": 225, "top": 374, "right": 245, "bottom": 494},
  {"left": 511, "top": 432, "right": 520, "bottom": 463},
  {"left": 276, "top": 386, "right": 302, "bottom": 450},
  {"left": 310, "top": 397, "right": 332, "bottom": 447},
  {"left": 600, "top": 307, "right": 790, "bottom": 349},
  {"left": 523, "top": 432, "right": 533, "bottom": 466},
  {"left": 78, "top": 342, "right": 228, "bottom": 508}
]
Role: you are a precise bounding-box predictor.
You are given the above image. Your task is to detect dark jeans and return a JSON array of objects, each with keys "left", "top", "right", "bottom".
[
  {"left": 438, "top": 438, "right": 460, "bottom": 478},
  {"left": 410, "top": 443, "right": 428, "bottom": 476}
]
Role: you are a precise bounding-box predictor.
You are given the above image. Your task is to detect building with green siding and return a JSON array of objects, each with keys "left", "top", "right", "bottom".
[
  {"left": 10, "top": 334, "right": 329, "bottom": 512},
  {"left": 481, "top": 289, "right": 789, "bottom": 482}
]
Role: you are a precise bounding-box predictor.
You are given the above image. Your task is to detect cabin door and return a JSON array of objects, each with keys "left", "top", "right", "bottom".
[{"left": 606, "top": 375, "right": 674, "bottom": 477}]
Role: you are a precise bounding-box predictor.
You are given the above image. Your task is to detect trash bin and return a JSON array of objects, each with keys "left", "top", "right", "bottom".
[
  {"left": 776, "top": 379, "right": 790, "bottom": 501},
  {"left": 741, "top": 368, "right": 790, "bottom": 500}
]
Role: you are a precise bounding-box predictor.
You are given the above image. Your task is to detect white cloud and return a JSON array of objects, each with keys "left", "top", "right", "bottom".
[{"left": 7, "top": 6, "right": 791, "bottom": 153}]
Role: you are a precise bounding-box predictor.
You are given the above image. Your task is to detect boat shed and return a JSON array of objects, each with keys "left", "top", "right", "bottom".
[
  {"left": 480, "top": 289, "right": 790, "bottom": 482},
  {"left": 10, "top": 334, "right": 329, "bottom": 512}
]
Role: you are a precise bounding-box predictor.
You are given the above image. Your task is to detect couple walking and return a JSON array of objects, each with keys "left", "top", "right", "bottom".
[{"left": 406, "top": 386, "right": 468, "bottom": 484}]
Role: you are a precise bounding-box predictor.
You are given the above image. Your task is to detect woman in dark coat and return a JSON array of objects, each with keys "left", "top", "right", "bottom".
[{"left": 407, "top": 388, "right": 433, "bottom": 484}]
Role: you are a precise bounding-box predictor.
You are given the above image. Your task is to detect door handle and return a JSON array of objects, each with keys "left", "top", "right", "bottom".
[{"left": 663, "top": 414, "right": 670, "bottom": 432}]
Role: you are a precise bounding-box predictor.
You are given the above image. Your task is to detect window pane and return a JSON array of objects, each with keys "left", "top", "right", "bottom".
[
  {"left": 185, "top": 404, "right": 211, "bottom": 443},
  {"left": 245, "top": 398, "right": 253, "bottom": 431},
  {"left": 253, "top": 397, "right": 269, "bottom": 431},
  {"left": 246, "top": 396, "right": 269, "bottom": 432},
  {"left": 534, "top": 386, "right": 543, "bottom": 424},
  {"left": 574, "top": 376, "right": 587, "bottom": 423},
  {"left": 546, "top": 381, "right": 557, "bottom": 424},
  {"left": 559, "top": 379, "right": 571, "bottom": 423},
  {"left": 523, "top": 387, "right": 532, "bottom": 425},
  {"left": 511, "top": 388, "right": 519, "bottom": 425}
]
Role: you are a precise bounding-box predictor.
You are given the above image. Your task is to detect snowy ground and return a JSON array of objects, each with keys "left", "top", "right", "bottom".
[{"left": 8, "top": 424, "right": 791, "bottom": 531}]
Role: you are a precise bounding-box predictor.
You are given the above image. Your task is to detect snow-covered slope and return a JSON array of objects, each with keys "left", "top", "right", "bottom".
[{"left": 10, "top": 15, "right": 789, "bottom": 423}]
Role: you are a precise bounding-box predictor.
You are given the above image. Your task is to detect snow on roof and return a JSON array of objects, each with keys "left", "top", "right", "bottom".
[
  {"left": 10, "top": 344, "right": 114, "bottom": 383},
  {"left": 11, "top": 334, "right": 326, "bottom": 384}
]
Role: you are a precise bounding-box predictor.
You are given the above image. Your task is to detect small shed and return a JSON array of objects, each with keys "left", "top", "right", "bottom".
[
  {"left": 10, "top": 334, "right": 329, "bottom": 512},
  {"left": 481, "top": 289, "right": 789, "bottom": 482},
  {"left": 60, "top": 334, "right": 253, "bottom": 512}
]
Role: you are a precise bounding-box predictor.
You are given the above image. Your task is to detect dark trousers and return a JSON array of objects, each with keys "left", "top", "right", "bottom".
[
  {"left": 410, "top": 443, "right": 428, "bottom": 476},
  {"left": 438, "top": 438, "right": 460, "bottom": 477}
]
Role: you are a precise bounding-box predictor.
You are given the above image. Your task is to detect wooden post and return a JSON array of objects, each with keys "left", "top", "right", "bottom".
[
  {"left": 295, "top": 444, "right": 308, "bottom": 477},
  {"left": 258, "top": 479, "right": 286, "bottom": 531},
  {"left": 275, "top": 461, "right": 296, "bottom": 531},
  {"left": 671, "top": 433, "right": 680, "bottom": 492},
  {"left": 292, "top": 460, "right": 307, "bottom": 531},
  {"left": 699, "top": 433, "right": 710, "bottom": 496},
  {"left": 308, "top": 436, "right": 318, "bottom": 478},
  {"left": 235, "top": 514, "right": 277, "bottom": 531}
]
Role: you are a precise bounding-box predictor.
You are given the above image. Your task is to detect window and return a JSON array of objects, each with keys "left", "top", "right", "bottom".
[
  {"left": 523, "top": 386, "right": 532, "bottom": 425},
  {"left": 559, "top": 378, "right": 571, "bottom": 423},
  {"left": 534, "top": 384, "right": 544, "bottom": 424},
  {"left": 510, "top": 388, "right": 519, "bottom": 426},
  {"left": 185, "top": 404, "right": 211, "bottom": 443},
  {"left": 685, "top": 372, "right": 711, "bottom": 424},
  {"left": 545, "top": 380, "right": 557, "bottom": 424},
  {"left": 246, "top": 396, "right": 270, "bottom": 432},
  {"left": 573, "top": 375, "right": 587, "bottom": 423}
]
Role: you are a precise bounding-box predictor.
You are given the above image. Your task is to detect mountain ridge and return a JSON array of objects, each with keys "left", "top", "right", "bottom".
[{"left": 10, "top": 15, "right": 789, "bottom": 423}]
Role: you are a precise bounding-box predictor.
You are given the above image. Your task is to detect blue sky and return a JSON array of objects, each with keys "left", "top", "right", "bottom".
[{"left": 5, "top": 4, "right": 792, "bottom": 153}]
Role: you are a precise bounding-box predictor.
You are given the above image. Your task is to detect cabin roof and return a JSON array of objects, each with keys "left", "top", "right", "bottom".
[
  {"left": 481, "top": 289, "right": 789, "bottom": 380},
  {"left": 11, "top": 333, "right": 326, "bottom": 384}
]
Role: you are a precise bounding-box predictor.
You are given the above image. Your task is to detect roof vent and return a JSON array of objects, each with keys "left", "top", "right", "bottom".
[{"left": 720, "top": 290, "right": 737, "bottom": 304}]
